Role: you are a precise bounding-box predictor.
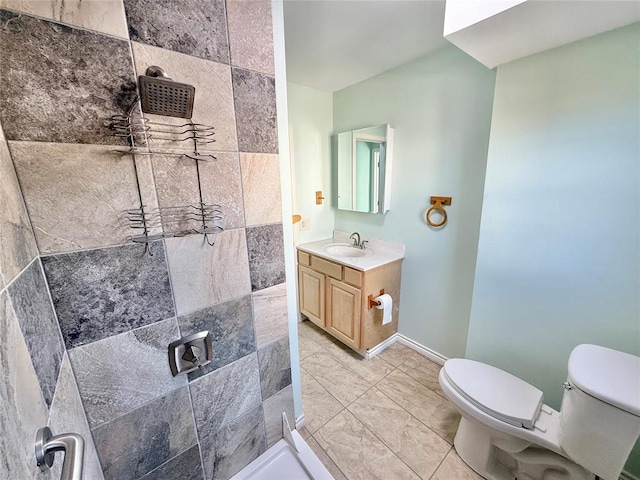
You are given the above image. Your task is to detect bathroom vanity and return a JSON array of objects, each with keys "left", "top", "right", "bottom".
[{"left": 297, "top": 232, "right": 404, "bottom": 356}]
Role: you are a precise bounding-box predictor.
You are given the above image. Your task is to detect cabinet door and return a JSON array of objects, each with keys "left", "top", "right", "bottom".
[
  {"left": 298, "top": 265, "right": 325, "bottom": 326},
  {"left": 326, "top": 278, "right": 361, "bottom": 349}
]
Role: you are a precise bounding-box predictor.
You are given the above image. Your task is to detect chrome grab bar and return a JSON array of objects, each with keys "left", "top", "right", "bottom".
[{"left": 35, "top": 427, "right": 84, "bottom": 480}]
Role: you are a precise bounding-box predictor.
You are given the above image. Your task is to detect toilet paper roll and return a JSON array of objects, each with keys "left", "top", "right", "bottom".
[{"left": 375, "top": 293, "right": 393, "bottom": 325}]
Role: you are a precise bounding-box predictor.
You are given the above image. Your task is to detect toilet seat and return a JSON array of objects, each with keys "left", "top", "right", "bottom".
[{"left": 442, "top": 359, "right": 544, "bottom": 429}]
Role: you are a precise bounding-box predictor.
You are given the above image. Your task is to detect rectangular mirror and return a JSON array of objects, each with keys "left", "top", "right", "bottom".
[{"left": 336, "top": 124, "right": 394, "bottom": 214}]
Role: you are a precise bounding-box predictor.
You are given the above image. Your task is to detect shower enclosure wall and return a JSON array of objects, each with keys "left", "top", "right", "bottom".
[{"left": 0, "top": 1, "right": 292, "bottom": 479}]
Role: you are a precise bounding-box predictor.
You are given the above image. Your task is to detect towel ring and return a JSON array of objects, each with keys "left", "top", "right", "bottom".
[{"left": 426, "top": 196, "right": 452, "bottom": 228}]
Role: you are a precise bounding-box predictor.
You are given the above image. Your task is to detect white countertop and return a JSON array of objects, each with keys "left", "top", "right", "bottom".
[{"left": 297, "top": 231, "right": 405, "bottom": 272}]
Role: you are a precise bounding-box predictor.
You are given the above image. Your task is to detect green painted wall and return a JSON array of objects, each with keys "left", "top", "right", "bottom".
[
  {"left": 333, "top": 45, "right": 496, "bottom": 358},
  {"left": 287, "top": 82, "right": 335, "bottom": 244},
  {"left": 466, "top": 23, "right": 640, "bottom": 474}
]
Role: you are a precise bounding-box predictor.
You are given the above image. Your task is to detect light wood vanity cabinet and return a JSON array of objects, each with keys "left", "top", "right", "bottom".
[{"left": 297, "top": 249, "right": 402, "bottom": 354}]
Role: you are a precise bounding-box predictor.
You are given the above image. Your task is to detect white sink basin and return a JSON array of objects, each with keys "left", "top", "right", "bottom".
[{"left": 322, "top": 243, "right": 374, "bottom": 258}]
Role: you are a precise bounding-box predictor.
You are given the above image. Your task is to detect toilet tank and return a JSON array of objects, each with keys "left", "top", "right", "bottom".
[{"left": 559, "top": 344, "right": 640, "bottom": 480}]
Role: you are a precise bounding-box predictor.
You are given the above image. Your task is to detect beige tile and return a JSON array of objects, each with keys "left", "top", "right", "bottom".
[
  {"left": 226, "top": 0, "right": 275, "bottom": 75},
  {"left": 262, "top": 384, "right": 294, "bottom": 448},
  {"left": 9, "top": 142, "right": 142, "bottom": 254},
  {"left": 199, "top": 153, "right": 245, "bottom": 229},
  {"left": 326, "top": 341, "right": 394, "bottom": 385},
  {"left": 315, "top": 410, "right": 421, "bottom": 480},
  {"left": 377, "top": 342, "right": 415, "bottom": 367},
  {"left": 0, "top": 0, "right": 129, "bottom": 38},
  {"left": 306, "top": 435, "right": 348, "bottom": 480},
  {"left": 253, "top": 282, "right": 288, "bottom": 348},
  {"left": 432, "top": 449, "right": 483, "bottom": 480},
  {"left": 299, "top": 319, "right": 338, "bottom": 349},
  {"left": 151, "top": 151, "right": 244, "bottom": 231},
  {"left": 0, "top": 130, "right": 37, "bottom": 288},
  {"left": 298, "top": 426, "right": 312, "bottom": 440},
  {"left": 302, "top": 350, "right": 370, "bottom": 407},
  {"left": 377, "top": 369, "right": 460, "bottom": 444},
  {"left": 165, "top": 229, "right": 251, "bottom": 315},
  {"left": 300, "top": 368, "right": 343, "bottom": 435},
  {"left": 131, "top": 42, "right": 238, "bottom": 152},
  {"left": 397, "top": 352, "right": 447, "bottom": 398},
  {"left": 348, "top": 388, "right": 451, "bottom": 479},
  {"left": 298, "top": 331, "right": 324, "bottom": 360},
  {"left": 240, "top": 153, "right": 282, "bottom": 226}
]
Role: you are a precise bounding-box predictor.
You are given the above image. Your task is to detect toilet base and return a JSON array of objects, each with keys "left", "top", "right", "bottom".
[{"left": 454, "top": 417, "right": 594, "bottom": 480}]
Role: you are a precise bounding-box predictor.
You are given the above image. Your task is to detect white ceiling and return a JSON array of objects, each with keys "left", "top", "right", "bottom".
[{"left": 283, "top": 0, "right": 449, "bottom": 92}]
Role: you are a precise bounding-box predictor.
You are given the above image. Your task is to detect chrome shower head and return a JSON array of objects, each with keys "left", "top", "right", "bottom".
[{"left": 138, "top": 66, "right": 195, "bottom": 119}]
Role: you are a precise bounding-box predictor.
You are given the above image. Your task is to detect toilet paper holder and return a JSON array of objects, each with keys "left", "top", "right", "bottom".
[{"left": 368, "top": 289, "right": 385, "bottom": 309}]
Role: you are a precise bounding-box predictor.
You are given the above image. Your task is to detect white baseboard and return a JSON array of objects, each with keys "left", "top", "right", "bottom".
[
  {"left": 295, "top": 414, "right": 306, "bottom": 430},
  {"left": 395, "top": 334, "right": 448, "bottom": 365},
  {"left": 620, "top": 470, "right": 640, "bottom": 480},
  {"left": 364, "top": 333, "right": 399, "bottom": 359}
]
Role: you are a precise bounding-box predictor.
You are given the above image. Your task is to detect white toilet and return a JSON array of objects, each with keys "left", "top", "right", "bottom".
[{"left": 438, "top": 344, "right": 640, "bottom": 480}]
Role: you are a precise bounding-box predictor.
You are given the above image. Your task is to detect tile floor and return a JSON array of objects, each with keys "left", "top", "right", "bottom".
[{"left": 297, "top": 320, "right": 483, "bottom": 480}]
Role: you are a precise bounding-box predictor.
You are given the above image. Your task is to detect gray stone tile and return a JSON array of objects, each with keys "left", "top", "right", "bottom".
[
  {"left": 0, "top": 10, "right": 136, "bottom": 144},
  {"left": 232, "top": 68, "right": 278, "bottom": 154},
  {"left": 200, "top": 406, "right": 267, "bottom": 480},
  {"left": 226, "top": 0, "right": 274, "bottom": 75},
  {"left": 0, "top": 0, "right": 129, "bottom": 38},
  {"left": 253, "top": 282, "right": 289, "bottom": 349},
  {"left": 240, "top": 153, "right": 282, "bottom": 227},
  {"left": 190, "top": 353, "right": 262, "bottom": 441},
  {"left": 9, "top": 141, "right": 142, "bottom": 254},
  {"left": 246, "top": 224, "right": 285, "bottom": 292},
  {"left": 48, "top": 354, "right": 105, "bottom": 480},
  {"left": 165, "top": 230, "right": 251, "bottom": 316},
  {"left": 92, "top": 386, "right": 197, "bottom": 480},
  {"left": 7, "top": 259, "right": 65, "bottom": 407},
  {"left": 151, "top": 151, "right": 244, "bottom": 232},
  {"left": 0, "top": 291, "right": 49, "bottom": 480},
  {"left": 42, "top": 242, "right": 175, "bottom": 348},
  {"left": 131, "top": 42, "right": 238, "bottom": 153},
  {"left": 0, "top": 124, "right": 37, "bottom": 289},
  {"left": 258, "top": 337, "right": 292, "bottom": 400},
  {"left": 69, "top": 318, "right": 186, "bottom": 429},
  {"left": 178, "top": 295, "right": 257, "bottom": 381},
  {"left": 262, "top": 384, "right": 294, "bottom": 448},
  {"left": 124, "top": 0, "right": 229, "bottom": 63},
  {"left": 139, "top": 445, "right": 204, "bottom": 480}
]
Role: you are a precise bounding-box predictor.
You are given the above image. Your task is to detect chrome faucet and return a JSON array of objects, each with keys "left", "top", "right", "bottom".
[{"left": 349, "top": 232, "right": 367, "bottom": 249}]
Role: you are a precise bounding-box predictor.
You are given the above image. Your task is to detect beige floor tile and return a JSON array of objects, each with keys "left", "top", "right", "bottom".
[
  {"left": 302, "top": 350, "right": 371, "bottom": 407},
  {"left": 301, "top": 368, "right": 344, "bottom": 434},
  {"left": 315, "top": 410, "right": 421, "bottom": 480},
  {"left": 306, "top": 435, "right": 349, "bottom": 480},
  {"left": 432, "top": 449, "right": 483, "bottom": 480},
  {"left": 298, "top": 426, "right": 312, "bottom": 440},
  {"left": 348, "top": 388, "right": 451, "bottom": 479},
  {"left": 325, "top": 341, "right": 394, "bottom": 384},
  {"left": 377, "top": 370, "right": 460, "bottom": 443},
  {"left": 397, "top": 352, "right": 447, "bottom": 398},
  {"left": 299, "top": 320, "right": 338, "bottom": 348},
  {"left": 377, "top": 342, "right": 415, "bottom": 367},
  {"left": 299, "top": 332, "right": 324, "bottom": 359}
]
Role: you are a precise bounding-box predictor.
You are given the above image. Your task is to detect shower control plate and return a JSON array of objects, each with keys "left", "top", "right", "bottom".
[{"left": 168, "top": 331, "right": 213, "bottom": 376}]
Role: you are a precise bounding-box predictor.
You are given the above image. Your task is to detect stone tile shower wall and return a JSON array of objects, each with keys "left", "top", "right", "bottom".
[{"left": 0, "top": 2, "right": 293, "bottom": 480}]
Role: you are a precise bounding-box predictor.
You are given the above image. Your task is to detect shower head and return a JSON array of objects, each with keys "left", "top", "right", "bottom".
[{"left": 138, "top": 66, "right": 195, "bottom": 119}]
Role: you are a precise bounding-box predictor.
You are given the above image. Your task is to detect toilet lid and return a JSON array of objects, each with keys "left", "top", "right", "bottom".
[{"left": 443, "top": 358, "right": 544, "bottom": 429}]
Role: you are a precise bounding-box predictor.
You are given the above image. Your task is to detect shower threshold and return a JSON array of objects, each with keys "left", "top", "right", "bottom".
[{"left": 230, "top": 428, "right": 333, "bottom": 480}]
